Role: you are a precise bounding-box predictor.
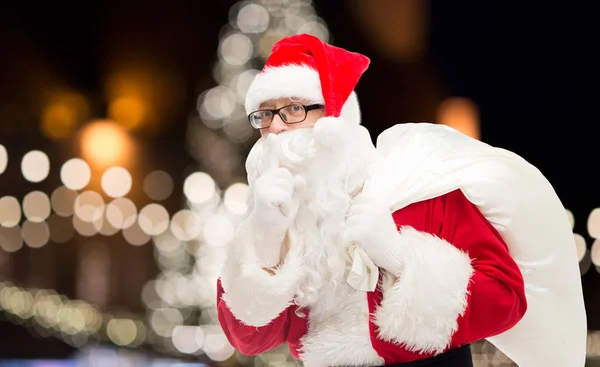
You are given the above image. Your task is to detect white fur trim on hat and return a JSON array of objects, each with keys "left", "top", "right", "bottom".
[{"left": 244, "top": 64, "right": 362, "bottom": 125}]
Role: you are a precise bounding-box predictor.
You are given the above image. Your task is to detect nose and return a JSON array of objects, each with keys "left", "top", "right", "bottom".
[{"left": 267, "top": 114, "right": 288, "bottom": 135}]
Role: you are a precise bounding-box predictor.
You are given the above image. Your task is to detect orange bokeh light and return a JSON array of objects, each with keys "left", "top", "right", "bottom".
[
  {"left": 108, "top": 96, "right": 147, "bottom": 130},
  {"left": 436, "top": 97, "right": 481, "bottom": 140},
  {"left": 40, "top": 92, "right": 89, "bottom": 140},
  {"left": 79, "top": 120, "right": 131, "bottom": 168}
]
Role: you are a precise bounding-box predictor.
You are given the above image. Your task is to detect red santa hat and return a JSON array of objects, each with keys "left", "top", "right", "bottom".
[{"left": 244, "top": 34, "right": 371, "bottom": 125}]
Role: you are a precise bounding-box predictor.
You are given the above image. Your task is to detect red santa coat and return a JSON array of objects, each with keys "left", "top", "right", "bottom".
[{"left": 217, "top": 188, "right": 527, "bottom": 365}]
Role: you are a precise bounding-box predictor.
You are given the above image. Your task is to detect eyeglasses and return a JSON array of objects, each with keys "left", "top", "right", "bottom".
[{"left": 247, "top": 103, "right": 325, "bottom": 129}]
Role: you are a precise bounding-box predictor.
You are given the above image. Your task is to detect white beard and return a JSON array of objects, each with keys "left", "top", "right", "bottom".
[{"left": 246, "top": 123, "right": 377, "bottom": 307}]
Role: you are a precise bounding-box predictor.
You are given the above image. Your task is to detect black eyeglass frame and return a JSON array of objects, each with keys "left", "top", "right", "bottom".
[{"left": 247, "top": 103, "right": 325, "bottom": 129}]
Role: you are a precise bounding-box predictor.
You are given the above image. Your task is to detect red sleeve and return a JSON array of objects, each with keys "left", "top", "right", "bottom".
[
  {"left": 217, "top": 279, "right": 290, "bottom": 356},
  {"left": 440, "top": 190, "right": 527, "bottom": 343},
  {"left": 392, "top": 189, "right": 527, "bottom": 344}
]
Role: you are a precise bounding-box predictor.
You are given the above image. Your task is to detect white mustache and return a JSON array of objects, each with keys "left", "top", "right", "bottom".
[{"left": 277, "top": 129, "right": 320, "bottom": 168}]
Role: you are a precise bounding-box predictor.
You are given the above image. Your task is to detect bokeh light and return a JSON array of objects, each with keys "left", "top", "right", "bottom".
[
  {"left": 437, "top": 97, "right": 481, "bottom": 140},
  {"left": 0, "top": 196, "right": 21, "bottom": 227},
  {"left": 51, "top": 186, "right": 78, "bottom": 217},
  {"left": 172, "top": 325, "right": 204, "bottom": 354},
  {"left": 574, "top": 233, "right": 587, "bottom": 262},
  {"left": 101, "top": 166, "right": 133, "bottom": 198},
  {"left": 0, "top": 226, "right": 23, "bottom": 252},
  {"left": 183, "top": 172, "right": 216, "bottom": 205},
  {"left": 21, "top": 220, "right": 50, "bottom": 248},
  {"left": 47, "top": 214, "right": 75, "bottom": 243},
  {"left": 0, "top": 144, "right": 7, "bottom": 175},
  {"left": 21, "top": 150, "right": 50, "bottom": 183},
  {"left": 106, "top": 197, "right": 138, "bottom": 229},
  {"left": 40, "top": 92, "right": 89, "bottom": 141},
  {"left": 587, "top": 208, "right": 600, "bottom": 239},
  {"left": 79, "top": 120, "right": 132, "bottom": 168},
  {"left": 122, "top": 221, "right": 151, "bottom": 246},
  {"left": 22, "top": 191, "right": 51, "bottom": 222},
  {"left": 219, "top": 33, "right": 254, "bottom": 66},
  {"left": 74, "top": 191, "right": 105, "bottom": 223},
  {"left": 60, "top": 158, "right": 91, "bottom": 191},
  {"left": 223, "top": 182, "right": 249, "bottom": 215},
  {"left": 143, "top": 170, "right": 174, "bottom": 201},
  {"left": 107, "top": 96, "right": 147, "bottom": 131},
  {"left": 138, "top": 204, "right": 170, "bottom": 236},
  {"left": 170, "top": 210, "right": 202, "bottom": 241},
  {"left": 236, "top": 3, "right": 270, "bottom": 34}
]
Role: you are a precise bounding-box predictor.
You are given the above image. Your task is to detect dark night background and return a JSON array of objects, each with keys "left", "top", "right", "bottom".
[{"left": 0, "top": 0, "right": 598, "bottom": 364}]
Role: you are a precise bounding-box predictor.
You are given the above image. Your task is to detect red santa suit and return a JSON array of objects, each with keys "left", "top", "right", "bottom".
[{"left": 217, "top": 34, "right": 587, "bottom": 367}]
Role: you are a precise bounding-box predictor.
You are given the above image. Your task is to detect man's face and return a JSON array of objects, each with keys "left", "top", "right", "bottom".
[{"left": 257, "top": 97, "right": 325, "bottom": 137}]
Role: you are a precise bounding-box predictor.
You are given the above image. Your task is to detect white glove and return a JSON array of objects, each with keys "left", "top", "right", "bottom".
[
  {"left": 252, "top": 135, "right": 306, "bottom": 267},
  {"left": 346, "top": 193, "right": 404, "bottom": 275}
]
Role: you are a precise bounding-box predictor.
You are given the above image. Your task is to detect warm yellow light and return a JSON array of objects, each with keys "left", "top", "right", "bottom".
[
  {"left": 107, "top": 96, "right": 147, "bottom": 130},
  {"left": 436, "top": 97, "right": 481, "bottom": 140},
  {"left": 40, "top": 92, "right": 88, "bottom": 140},
  {"left": 79, "top": 120, "right": 131, "bottom": 168}
]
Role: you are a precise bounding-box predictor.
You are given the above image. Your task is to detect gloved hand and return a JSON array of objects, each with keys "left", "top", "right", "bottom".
[
  {"left": 252, "top": 134, "right": 306, "bottom": 267},
  {"left": 346, "top": 193, "right": 404, "bottom": 276}
]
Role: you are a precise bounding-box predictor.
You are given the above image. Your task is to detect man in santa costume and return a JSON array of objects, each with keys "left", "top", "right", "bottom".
[{"left": 216, "top": 34, "right": 587, "bottom": 367}]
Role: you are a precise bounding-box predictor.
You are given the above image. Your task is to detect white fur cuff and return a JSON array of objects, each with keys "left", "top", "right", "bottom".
[
  {"left": 374, "top": 226, "right": 474, "bottom": 354},
  {"left": 220, "top": 220, "right": 303, "bottom": 327}
]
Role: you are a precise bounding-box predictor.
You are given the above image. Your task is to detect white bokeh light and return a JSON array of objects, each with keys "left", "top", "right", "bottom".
[
  {"left": 170, "top": 209, "right": 202, "bottom": 241},
  {"left": 171, "top": 325, "right": 205, "bottom": 354},
  {"left": 122, "top": 221, "right": 151, "bottom": 246},
  {"left": 0, "top": 144, "right": 7, "bottom": 175},
  {"left": 234, "top": 69, "right": 260, "bottom": 101},
  {"left": 22, "top": 191, "right": 51, "bottom": 223},
  {"left": 203, "top": 331, "right": 235, "bottom": 362},
  {"left": 138, "top": 203, "right": 170, "bottom": 236},
  {"left": 198, "top": 86, "right": 237, "bottom": 123},
  {"left": 0, "top": 196, "right": 21, "bottom": 227},
  {"left": 150, "top": 308, "right": 183, "bottom": 338},
  {"left": 106, "top": 198, "right": 137, "bottom": 229},
  {"left": 574, "top": 233, "right": 587, "bottom": 262},
  {"left": 60, "top": 158, "right": 91, "bottom": 191},
  {"left": 183, "top": 172, "right": 216, "bottom": 205},
  {"left": 21, "top": 220, "right": 50, "bottom": 248},
  {"left": 101, "top": 166, "right": 133, "bottom": 198},
  {"left": 153, "top": 229, "right": 181, "bottom": 253},
  {"left": 51, "top": 186, "right": 78, "bottom": 217},
  {"left": 74, "top": 191, "right": 105, "bottom": 222},
  {"left": 566, "top": 209, "right": 575, "bottom": 230},
  {"left": 223, "top": 182, "right": 249, "bottom": 215},
  {"left": 236, "top": 3, "right": 270, "bottom": 33},
  {"left": 219, "top": 32, "right": 254, "bottom": 66},
  {"left": 591, "top": 239, "right": 600, "bottom": 267},
  {"left": 21, "top": 150, "right": 50, "bottom": 183},
  {"left": 587, "top": 208, "right": 600, "bottom": 239},
  {"left": 73, "top": 214, "right": 99, "bottom": 237},
  {"left": 0, "top": 226, "right": 23, "bottom": 252}
]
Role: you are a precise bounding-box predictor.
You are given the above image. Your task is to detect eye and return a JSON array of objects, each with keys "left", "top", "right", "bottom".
[{"left": 291, "top": 105, "right": 301, "bottom": 112}]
